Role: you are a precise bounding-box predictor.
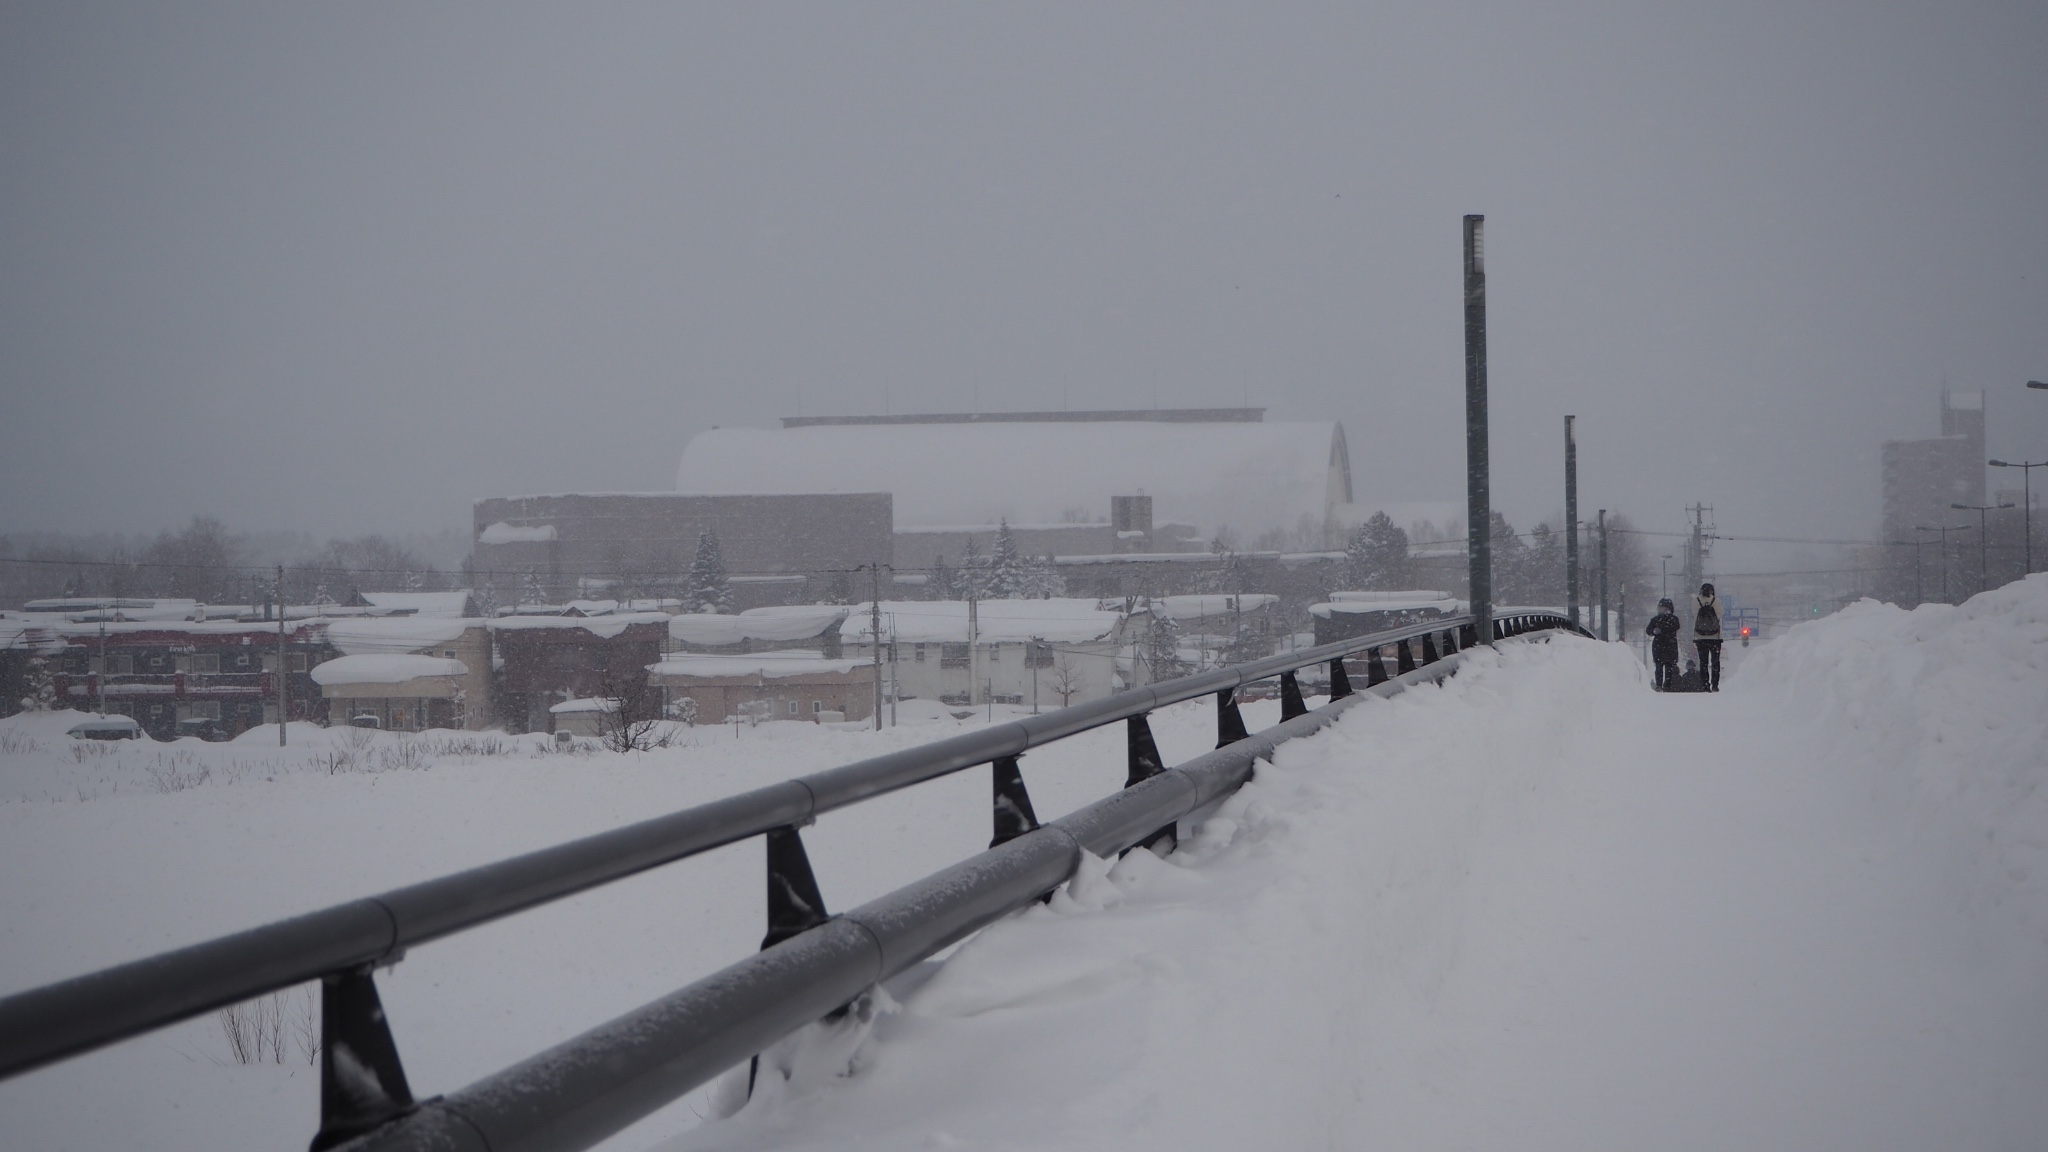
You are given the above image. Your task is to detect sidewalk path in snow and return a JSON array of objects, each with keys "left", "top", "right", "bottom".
[{"left": 673, "top": 595, "right": 2048, "bottom": 1152}]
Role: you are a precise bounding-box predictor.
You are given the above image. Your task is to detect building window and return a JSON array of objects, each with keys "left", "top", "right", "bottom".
[
  {"left": 787, "top": 700, "right": 799, "bottom": 716},
  {"left": 812, "top": 701, "right": 822, "bottom": 715},
  {"left": 940, "top": 643, "right": 969, "bottom": 668},
  {"left": 914, "top": 643, "right": 926, "bottom": 663},
  {"left": 987, "top": 644, "right": 1000, "bottom": 663},
  {"left": 292, "top": 653, "right": 308, "bottom": 672},
  {"left": 1027, "top": 642, "right": 1055, "bottom": 668},
  {"left": 180, "top": 653, "right": 220, "bottom": 675},
  {"left": 146, "top": 653, "right": 168, "bottom": 672},
  {"left": 443, "top": 650, "right": 457, "bottom": 659},
  {"left": 181, "top": 701, "right": 221, "bottom": 720},
  {"left": 233, "top": 651, "right": 252, "bottom": 670}
]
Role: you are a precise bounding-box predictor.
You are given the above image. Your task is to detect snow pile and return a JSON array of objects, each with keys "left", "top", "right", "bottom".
[
  {"left": 327, "top": 617, "right": 474, "bottom": 655},
  {"left": 1736, "top": 574, "right": 2048, "bottom": 937}
]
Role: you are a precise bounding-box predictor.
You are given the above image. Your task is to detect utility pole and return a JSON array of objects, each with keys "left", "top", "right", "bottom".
[
  {"left": 1463, "top": 214, "right": 1492, "bottom": 641},
  {"left": 1617, "top": 583, "right": 1626, "bottom": 650},
  {"left": 1684, "top": 504, "right": 1714, "bottom": 597},
  {"left": 1565, "top": 415, "right": 1579, "bottom": 627},
  {"left": 277, "top": 565, "right": 288, "bottom": 747},
  {"left": 869, "top": 566, "right": 884, "bottom": 730},
  {"left": 1031, "top": 636, "right": 1040, "bottom": 715},
  {"left": 1951, "top": 502, "right": 2016, "bottom": 595},
  {"left": 1597, "top": 509, "right": 1609, "bottom": 640},
  {"left": 96, "top": 589, "right": 108, "bottom": 718},
  {"left": 967, "top": 587, "right": 980, "bottom": 707}
]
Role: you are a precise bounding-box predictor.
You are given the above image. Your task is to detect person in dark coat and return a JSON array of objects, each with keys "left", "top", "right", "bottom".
[
  {"left": 1692, "top": 582, "right": 1724, "bottom": 692},
  {"left": 1645, "top": 597, "right": 1682, "bottom": 690}
]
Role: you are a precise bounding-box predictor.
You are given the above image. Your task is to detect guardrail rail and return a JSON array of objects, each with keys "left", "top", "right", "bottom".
[{"left": 0, "top": 610, "right": 1587, "bottom": 1152}]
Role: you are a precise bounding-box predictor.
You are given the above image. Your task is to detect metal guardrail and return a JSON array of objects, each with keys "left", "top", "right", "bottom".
[{"left": 0, "top": 609, "right": 1586, "bottom": 1151}]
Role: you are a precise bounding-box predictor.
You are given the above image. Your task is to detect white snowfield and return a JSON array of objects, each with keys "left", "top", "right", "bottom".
[{"left": 2, "top": 578, "right": 2045, "bottom": 1151}]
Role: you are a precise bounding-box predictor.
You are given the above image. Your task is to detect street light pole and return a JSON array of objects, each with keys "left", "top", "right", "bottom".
[
  {"left": 1988, "top": 459, "right": 2043, "bottom": 575},
  {"left": 1917, "top": 523, "right": 1970, "bottom": 604},
  {"left": 1952, "top": 502, "right": 2017, "bottom": 594}
]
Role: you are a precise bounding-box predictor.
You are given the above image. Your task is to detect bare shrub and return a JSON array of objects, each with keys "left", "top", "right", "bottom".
[
  {"left": 374, "top": 738, "right": 430, "bottom": 773},
  {"left": 69, "top": 741, "right": 117, "bottom": 764},
  {"left": 0, "top": 729, "right": 43, "bottom": 755},
  {"left": 142, "top": 751, "right": 210, "bottom": 793},
  {"left": 218, "top": 987, "right": 318, "bottom": 1065},
  {"left": 595, "top": 668, "right": 674, "bottom": 753}
]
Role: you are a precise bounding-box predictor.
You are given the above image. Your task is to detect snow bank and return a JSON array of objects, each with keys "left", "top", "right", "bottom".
[{"left": 1735, "top": 574, "right": 2048, "bottom": 936}]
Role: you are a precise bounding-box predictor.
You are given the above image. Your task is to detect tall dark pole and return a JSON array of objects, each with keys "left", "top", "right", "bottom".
[
  {"left": 1565, "top": 415, "right": 1578, "bottom": 628},
  {"left": 1464, "top": 215, "right": 1492, "bottom": 640},
  {"left": 277, "top": 564, "right": 288, "bottom": 747},
  {"left": 1597, "top": 508, "right": 1609, "bottom": 640}
]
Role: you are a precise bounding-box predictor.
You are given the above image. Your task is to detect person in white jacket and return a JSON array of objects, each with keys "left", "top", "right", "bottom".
[{"left": 1692, "top": 582, "right": 1723, "bottom": 692}]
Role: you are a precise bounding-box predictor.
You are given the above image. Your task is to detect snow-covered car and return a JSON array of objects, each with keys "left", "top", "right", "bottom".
[{"left": 67, "top": 716, "right": 144, "bottom": 740}]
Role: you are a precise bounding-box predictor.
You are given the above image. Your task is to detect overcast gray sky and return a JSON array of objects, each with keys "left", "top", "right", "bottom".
[{"left": 3, "top": 2, "right": 2044, "bottom": 548}]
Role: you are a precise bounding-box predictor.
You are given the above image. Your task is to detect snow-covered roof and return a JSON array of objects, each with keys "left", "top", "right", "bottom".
[
  {"left": 327, "top": 618, "right": 476, "bottom": 655},
  {"left": 1154, "top": 594, "right": 1280, "bottom": 621},
  {"left": 360, "top": 591, "right": 473, "bottom": 618},
  {"left": 1329, "top": 590, "right": 1453, "bottom": 603},
  {"left": 669, "top": 607, "right": 849, "bottom": 646},
  {"left": 650, "top": 651, "right": 867, "bottom": 679},
  {"left": 489, "top": 612, "right": 672, "bottom": 639},
  {"left": 677, "top": 419, "right": 1350, "bottom": 536},
  {"left": 310, "top": 654, "right": 469, "bottom": 686},
  {"left": 842, "top": 599, "right": 1127, "bottom": 644},
  {"left": 549, "top": 697, "right": 617, "bottom": 714},
  {"left": 1311, "top": 597, "right": 1464, "bottom": 619},
  {"left": 477, "top": 521, "right": 557, "bottom": 544}
]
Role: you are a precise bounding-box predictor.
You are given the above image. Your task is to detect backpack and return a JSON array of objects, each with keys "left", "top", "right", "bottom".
[{"left": 1695, "top": 600, "right": 1719, "bottom": 634}]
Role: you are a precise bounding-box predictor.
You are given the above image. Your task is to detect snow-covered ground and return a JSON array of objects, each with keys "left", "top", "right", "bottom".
[{"left": 4, "top": 577, "right": 2046, "bottom": 1150}]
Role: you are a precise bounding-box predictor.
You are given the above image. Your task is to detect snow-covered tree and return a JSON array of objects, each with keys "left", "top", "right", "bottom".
[
  {"left": 19, "top": 651, "right": 56, "bottom": 712},
  {"left": 473, "top": 581, "right": 500, "bottom": 620},
  {"left": 686, "top": 530, "right": 731, "bottom": 613},
  {"left": 1344, "top": 511, "right": 1412, "bottom": 590},
  {"left": 988, "top": 520, "right": 1029, "bottom": 598},
  {"left": 1146, "top": 607, "right": 1190, "bottom": 682},
  {"left": 521, "top": 569, "right": 547, "bottom": 607}
]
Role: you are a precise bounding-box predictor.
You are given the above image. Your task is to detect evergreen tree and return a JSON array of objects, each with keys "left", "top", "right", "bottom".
[
  {"left": 686, "top": 530, "right": 732, "bottom": 613},
  {"left": 1343, "top": 511, "right": 1412, "bottom": 589},
  {"left": 473, "top": 581, "right": 500, "bottom": 619},
  {"left": 521, "top": 569, "right": 547, "bottom": 607},
  {"left": 929, "top": 555, "right": 957, "bottom": 602},
  {"left": 1020, "top": 554, "right": 1065, "bottom": 599},
  {"left": 989, "top": 520, "right": 1029, "bottom": 598},
  {"left": 20, "top": 651, "right": 56, "bottom": 711}
]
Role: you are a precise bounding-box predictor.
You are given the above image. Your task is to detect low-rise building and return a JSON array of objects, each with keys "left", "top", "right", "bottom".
[
  {"left": 313, "top": 654, "right": 472, "bottom": 732},
  {"left": 840, "top": 599, "right": 1142, "bottom": 708}
]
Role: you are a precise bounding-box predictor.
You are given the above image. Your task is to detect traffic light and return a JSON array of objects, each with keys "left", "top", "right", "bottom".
[{"left": 1740, "top": 625, "right": 1752, "bottom": 647}]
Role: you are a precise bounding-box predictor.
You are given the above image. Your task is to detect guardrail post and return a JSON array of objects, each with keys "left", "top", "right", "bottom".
[
  {"left": 1329, "top": 656, "right": 1353, "bottom": 699},
  {"left": 1460, "top": 622, "right": 1478, "bottom": 648},
  {"left": 1365, "top": 647, "right": 1389, "bottom": 686},
  {"left": 1125, "top": 715, "right": 1175, "bottom": 853},
  {"left": 762, "top": 827, "right": 829, "bottom": 951},
  {"left": 310, "top": 967, "right": 416, "bottom": 1151},
  {"left": 990, "top": 756, "right": 1040, "bottom": 848},
  {"left": 1420, "top": 633, "right": 1440, "bottom": 665},
  {"left": 1396, "top": 639, "right": 1416, "bottom": 675},
  {"left": 1215, "top": 688, "right": 1250, "bottom": 748},
  {"left": 1278, "top": 671, "right": 1307, "bottom": 720}
]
